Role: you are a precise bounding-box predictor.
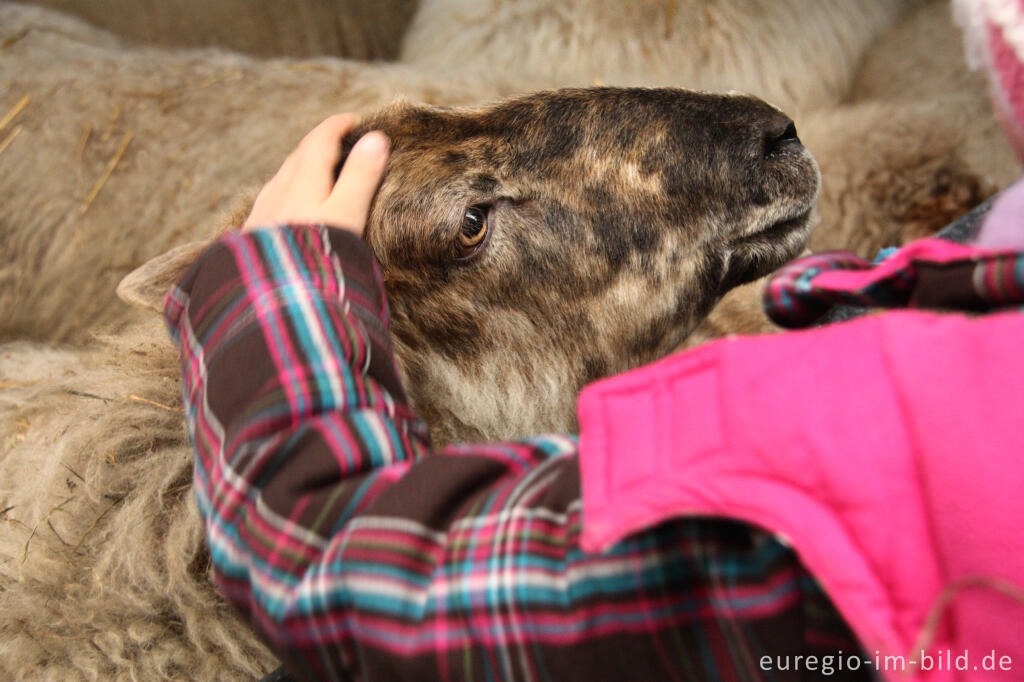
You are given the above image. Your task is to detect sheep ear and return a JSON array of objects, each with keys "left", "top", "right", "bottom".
[{"left": 116, "top": 240, "right": 211, "bottom": 313}]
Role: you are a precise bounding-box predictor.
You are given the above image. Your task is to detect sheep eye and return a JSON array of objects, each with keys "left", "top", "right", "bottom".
[{"left": 458, "top": 205, "right": 488, "bottom": 252}]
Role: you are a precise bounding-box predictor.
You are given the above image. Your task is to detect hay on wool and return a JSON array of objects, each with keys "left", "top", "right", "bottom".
[
  {"left": 81, "top": 131, "right": 133, "bottom": 215},
  {"left": 0, "top": 94, "right": 30, "bottom": 132},
  {"left": 0, "top": 94, "right": 30, "bottom": 159},
  {"left": 0, "top": 126, "right": 23, "bottom": 158}
]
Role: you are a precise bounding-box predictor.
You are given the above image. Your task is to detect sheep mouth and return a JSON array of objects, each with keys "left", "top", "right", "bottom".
[
  {"left": 719, "top": 208, "right": 814, "bottom": 290},
  {"left": 734, "top": 209, "right": 814, "bottom": 247}
]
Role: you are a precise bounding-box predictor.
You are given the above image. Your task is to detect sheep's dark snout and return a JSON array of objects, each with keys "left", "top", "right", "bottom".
[{"left": 762, "top": 112, "right": 801, "bottom": 158}]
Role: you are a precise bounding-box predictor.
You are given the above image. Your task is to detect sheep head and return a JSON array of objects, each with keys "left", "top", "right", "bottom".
[{"left": 120, "top": 87, "right": 820, "bottom": 445}]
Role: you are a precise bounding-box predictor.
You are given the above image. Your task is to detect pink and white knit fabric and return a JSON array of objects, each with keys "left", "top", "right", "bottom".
[
  {"left": 955, "top": 0, "right": 1024, "bottom": 154},
  {"left": 955, "top": 0, "right": 1024, "bottom": 247}
]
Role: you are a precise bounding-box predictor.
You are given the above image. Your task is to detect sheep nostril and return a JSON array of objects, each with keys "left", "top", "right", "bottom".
[{"left": 764, "top": 117, "right": 801, "bottom": 157}]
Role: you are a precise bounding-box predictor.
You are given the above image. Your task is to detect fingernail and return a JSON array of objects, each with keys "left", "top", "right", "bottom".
[{"left": 353, "top": 131, "right": 390, "bottom": 159}]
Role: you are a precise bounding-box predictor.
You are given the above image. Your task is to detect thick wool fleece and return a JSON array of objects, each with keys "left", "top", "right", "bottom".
[
  {"left": 0, "top": 323, "right": 281, "bottom": 680},
  {"left": 400, "top": 0, "right": 912, "bottom": 116}
]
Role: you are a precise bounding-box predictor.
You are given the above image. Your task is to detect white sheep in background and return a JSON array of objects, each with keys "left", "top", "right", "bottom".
[{"left": 399, "top": 0, "right": 918, "bottom": 115}]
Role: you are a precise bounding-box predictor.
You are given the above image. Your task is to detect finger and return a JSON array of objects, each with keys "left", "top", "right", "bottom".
[
  {"left": 274, "top": 113, "right": 357, "bottom": 182},
  {"left": 295, "top": 113, "right": 360, "bottom": 168},
  {"left": 324, "top": 131, "right": 390, "bottom": 234},
  {"left": 280, "top": 113, "right": 360, "bottom": 200}
]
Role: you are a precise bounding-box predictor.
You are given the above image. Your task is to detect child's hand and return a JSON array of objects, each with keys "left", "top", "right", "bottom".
[{"left": 243, "top": 113, "right": 390, "bottom": 236}]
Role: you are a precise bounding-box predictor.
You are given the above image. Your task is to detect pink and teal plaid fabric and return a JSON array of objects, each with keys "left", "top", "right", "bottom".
[
  {"left": 165, "top": 224, "right": 867, "bottom": 681},
  {"left": 764, "top": 238, "right": 1024, "bottom": 328}
]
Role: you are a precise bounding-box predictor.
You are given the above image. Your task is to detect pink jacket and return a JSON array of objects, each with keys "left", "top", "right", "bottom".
[{"left": 578, "top": 309, "right": 1024, "bottom": 681}]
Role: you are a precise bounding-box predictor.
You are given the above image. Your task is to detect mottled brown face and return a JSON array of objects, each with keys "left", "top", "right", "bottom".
[{"left": 339, "top": 87, "right": 820, "bottom": 444}]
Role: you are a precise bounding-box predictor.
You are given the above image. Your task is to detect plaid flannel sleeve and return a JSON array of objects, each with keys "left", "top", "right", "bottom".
[{"left": 164, "top": 224, "right": 870, "bottom": 682}]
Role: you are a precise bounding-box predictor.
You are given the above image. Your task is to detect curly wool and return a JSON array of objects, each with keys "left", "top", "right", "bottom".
[{"left": 0, "top": 323, "right": 279, "bottom": 681}]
